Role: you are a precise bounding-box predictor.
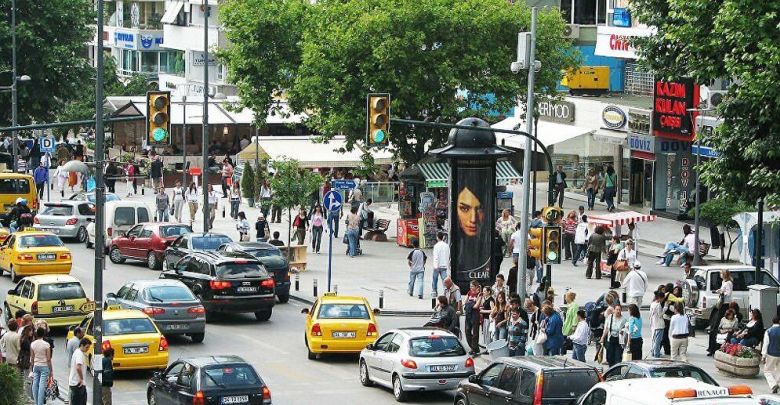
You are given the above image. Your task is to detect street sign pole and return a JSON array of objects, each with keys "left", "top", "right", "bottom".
[
  {"left": 323, "top": 190, "right": 343, "bottom": 293},
  {"left": 328, "top": 215, "right": 333, "bottom": 292}
]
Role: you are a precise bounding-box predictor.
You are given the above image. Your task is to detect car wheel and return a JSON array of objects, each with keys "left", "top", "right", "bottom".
[
  {"left": 392, "top": 375, "right": 407, "bottom": 402},
  {"left": 254, "top": 309, "right": 272, "bottom": 321},
  {"left": 76, "top": 226, "right": 87, "bottom": 243},
  {"left": 455, "top": 396, "right": 469, "bottom": 405},
  {"left": 109, "top": 247, "right": 125, "bottom": 264},
  {"left": 277, "top": 293, "right": 290, "bottom": 304},
  {"left": 190, "top": 333, "right": 205, "bottom": 343},
  {"left": 359, "top": 359, "right": 373, "bottom": 387},
  {"left": 85, "top": 234, "right": 93, "bottom": 249},
  {"left": 147, "top": 251, "right": 160, "bottom": 270},
  {"left": 305, "top": 335, "right": 316, "bottom": 360},
  {"left": 148, "top": 391, "right": 157, "bottom": 405},
  {"left": 10, "top": 266, "right": 19, "bottom": 283}
]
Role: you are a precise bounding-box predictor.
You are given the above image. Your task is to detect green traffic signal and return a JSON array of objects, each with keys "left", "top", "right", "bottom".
[
  {"left": 373, "top": 129, "right": 386, "bottom": 143},
  {"left": 153, "top": 127, "right": 167, "bottom": 142}
]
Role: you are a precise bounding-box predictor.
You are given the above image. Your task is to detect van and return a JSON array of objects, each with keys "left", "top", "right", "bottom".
[
  {"left": 577, "top": 377, "right": 755, "bottom": 405},
  {"left": 85, "top": 200, "right": 152, "bottom": 250},
  {"left": 0, "top": 173, "right": 37, "bottom": 219}
]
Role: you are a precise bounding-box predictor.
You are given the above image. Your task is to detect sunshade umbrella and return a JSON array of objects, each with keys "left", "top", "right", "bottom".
[{"left": 61, "top": 160, "right": 90, "bottom": 173}]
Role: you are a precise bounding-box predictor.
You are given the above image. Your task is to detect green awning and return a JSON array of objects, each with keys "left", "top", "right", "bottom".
[
  {"left": 418, "top": 161, "right": 521, "bottom": 188},
  {"left": 496, "top": 161, "right": 522, "bottom": 185}
]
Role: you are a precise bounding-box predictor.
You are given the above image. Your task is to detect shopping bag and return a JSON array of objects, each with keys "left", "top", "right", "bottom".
[{"left": 594, "top": 345, "right": 604, "bottom": 363}]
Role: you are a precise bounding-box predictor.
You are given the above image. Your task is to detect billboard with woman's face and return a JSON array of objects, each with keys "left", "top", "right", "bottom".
[{"left": 451, "top": 164, "right": 494, "bottom": 288}]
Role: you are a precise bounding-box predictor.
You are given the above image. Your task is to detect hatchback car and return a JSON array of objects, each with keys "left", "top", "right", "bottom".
[
  {"left": 603, "top": 359, "right": 719, "bottom": 386},
  {"left": 4, "top": 274, "right": 91, "bottom": 327},
  {"left": 109, "top": 223, "right": 192, "bottom": 269},
  {"left": 106, "top": 279, "right": 206, "bottom": 342},
  {"left": 217, "top": 242, "right": 291, "bottom": 303},
  {"left": 147, "top": 355, "right": 272, "bottom": 405},
  {"left": 302, "top": 292, "right": 380, "bottom": 360},
  {"left": 69, "top": 191, "right": 120, "bottom": 203},
  {"left": 455, "top": 356, "right": 602, "bottom": 405},
  {"left": 359, "top": 327, "right": 474, "bottom": 402},
  {"left": 163, "top": 233, "right": 233, "bottom": 270},
  {"left": 0, "top": 230, "right": 72, "bottom": 281},
  {"left": 32, "top": 201, "right": 94, "bottom": 242}
]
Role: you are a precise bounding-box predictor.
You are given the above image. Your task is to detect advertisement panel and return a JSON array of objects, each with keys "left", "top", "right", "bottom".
[
  {"left": 653, "top": 79, "right": 699, "bottom": 141},
  {"left": 451, "top": 165, "right": 494, "bottom": 288}
]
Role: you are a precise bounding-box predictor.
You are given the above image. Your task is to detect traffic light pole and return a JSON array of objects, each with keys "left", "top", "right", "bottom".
[
  {"left": 93, "top": 0, "right": 106, "bottom": 402},
  {"left": 202, "top": 4, "right": 210, "bottom": 232}
]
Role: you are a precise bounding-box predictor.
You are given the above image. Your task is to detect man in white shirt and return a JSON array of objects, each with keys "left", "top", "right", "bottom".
[
  {"left": 65, "top": 327, "right": 84, "bottom": 368},
  {"left": 573, "top": 216, "right": 589, "bottom": 266},
  {"left": 492, "top": 274, "right": 508, "bottom": 298},
  {"left": 570, "top": 309, "right": 590, "bottom": 362},
  {"left": 431, "top": 232, "right": 450, "bottom": 297},
  {"left": 649, "top": 291, "right": 666, "bottom": 357},
  {"left": 622, "top": 261, "right": 648, "bottom": 307},
  {"left": 207, "top": 185, "right": 220, "bottom": 229},
  {"left": 669, "top": 303, "right": 689, "bottom": 362},
  {"left": 763, "top": 316, "right": 780, "bottom": 393},
  {"left": 69, "top": 337, "right": 91, "bottom": 405},
  {"left": 508, "top": 224, "right": 532, "bottom": 285}
]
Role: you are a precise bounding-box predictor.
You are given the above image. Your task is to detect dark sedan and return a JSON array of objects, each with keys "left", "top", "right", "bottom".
[
  {"left": 217, "top": 242, "right": 291, "bottom": 303},
  {"left": 147, "top": 355, "right": 272, "bottom": 405},
  {"left": 603, "top": 359, "right": 719, "bottom": 386},
  {"left": 163, "top": 233, "right": 233, "bottom": 270}
]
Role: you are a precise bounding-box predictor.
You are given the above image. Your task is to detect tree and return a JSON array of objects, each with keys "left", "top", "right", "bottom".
[
  {"left": 631, "top": 0, "right": 780, "bottom": 205},
  {"left": 0, "top": 363, "right": 23, "bottom": 405},
  {"left": 0, "top": 0, "right": 94, "bottom": 126},
  {"left": 241, "top": 162, "right": 256, "bottom": 205},
  {"left": 269, "top": 158, "right": 322, "bottom": 256}
]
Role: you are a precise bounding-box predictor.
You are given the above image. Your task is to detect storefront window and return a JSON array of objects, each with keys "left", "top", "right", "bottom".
[
  {"left": 561, "top": 0, "right": 607, "bottom": 25},
  {"left": 122, "top": 49, "right": 138, "bottom": 73},
  {"left": 122, "top": 1, "right": 164, "bottom": 29},
  {"left": 159, "top": 51, "right": 185, "bottom": 75},
  {"left": 141, "top": 52, "right": 158, "bottom": 73}
]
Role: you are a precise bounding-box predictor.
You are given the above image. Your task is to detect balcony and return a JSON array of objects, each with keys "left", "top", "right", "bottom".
[{"left": 162, "top": 24, "right": 224, "bottom": 52}]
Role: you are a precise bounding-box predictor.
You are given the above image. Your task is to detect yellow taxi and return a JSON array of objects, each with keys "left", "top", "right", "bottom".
[
  {"left": 302, "top": 292, "right": 379, "bottom": 359},
  {"left": 0, "top": 230, "right": 71, "bottom": 282},
  {"left": 4, "top": 275, "right": 92, "bottom": 328},
  {"left": 68, "top": 307, "right": 169, "bottom": 371}
]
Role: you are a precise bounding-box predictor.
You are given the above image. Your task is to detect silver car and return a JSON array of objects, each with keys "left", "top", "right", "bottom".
[
  {"left": 32, "top": 201, "right": 94, "bottom": 242},
  {"left": 68, "top": 191, "right": 120, "bottom": 203},
  {"left": 359, "top": 327, "right": 475, "bottom": 402},
  {"left": 105, "top": 279, "right": 207, "bottom": 343}
]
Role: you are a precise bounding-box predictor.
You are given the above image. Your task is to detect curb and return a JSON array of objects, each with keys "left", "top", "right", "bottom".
[{"left": 290, "top": 293, "right": 434, "bottom": 317}]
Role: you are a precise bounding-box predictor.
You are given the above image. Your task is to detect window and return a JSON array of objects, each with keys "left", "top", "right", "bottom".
[
  {"left": 160, "top": 225, "right": 191, "bottom": 238},
  {"left": 561, "top": 0, "right": 607, "bottom": 25},
  {"left": 582, "top": 388, "right": 607, "bottom": 405},
  {"left": 202, "top": 364, "right": 261, "bottom": 388},
  {"left": 0, "top": 179, "right": 30, "bottom": 194},
  {"left": 141, "top": 52, "right": 158, "bottom": 73},
  {"left": 217, "top": 64, "right": 226, "bottom": 81},
  {"left": 126, "top": 225, "right": 143, "bottom": 238},
  {"left": 137, "top": 208, "right": 150, "bottom": 223},
  {"left": 19, "top": 235, "right": 63, "bottom": 248},
  {"left": 248, "top": 249, "right": 283, "bottom": 258},
  {"left": 215, "top": 263, "right": 268, "bottom": 278},
  {"left": 191, "top": 235, "right": 232, "bottom": 250},
  {"left": 115, "top": 207, "right": 136, "bottom": 226},
  {"left": 117, "top": 284, "right": 132, "bottom": 300},
  {"left": 517, "top": 369, "right": 536, "bottom": 402},
  {"left": 139, "top": 228, "right": 153, "bottom": 238},
  {"left": 408, "top": 336, "right": 466, "bottom": 357},
  {"left": 710, "top": 270, "right": 778, "bottom": 291},
  {"left": 542, "top": 370, "right": 600, "bottom": 399},
  {"left": 144, "top": 286, "right": 195, "bottom": 302},
  {"left": 624, "top": 62, "right": 655, "bottom": 96},
  {"left": 78, "top": 204, "right": 95, "bottom": 216},
  {"left": 103, "top": 317, "right": 157, "bottom": 335},
  {"left": 20, "top": 281, "right": 33, "bottom": 299},
  {"left": 40, "top": 204, "right": 73, "bottom": 216},
  {"left": 122, "top": 49, "right": 138, "bottom": 73},
  {"left": 38, "top": 283, "right": 86, "bottom": 301},
  {"left": 387, "top": 334, "right": 404, "bottom": 353},
  {"left": 165, "top": 362, "right": 185, "bottom": 380},
  {"left": 650, "top": 367, "right": 718, "bottom": 385},
  {"left": 122, "top": 1, "right": 164, "bottom": 29},
  {"left": 624, "top": 366, "right": 645, "bottom": 379},
  {"left": 479, "top": 363, "right": 505, "bottom": 388},
  {"left": 173, "top": 236, "right": 188, "bottom": 248},
  {"left": 159, "top": 51, "right": 185, "bottom": 75},
  {"left": 373, "top": 333, "right": 395, "bottom": 351},
  {"left": 604, "top": 365, "right": 628, "bottom": 381},
  {"left": 177, "top": 363, "right": 196, "bottom": 388},
  {"left": 126, "top": 288, "right": 139, "bottom": 301},
  {"left": 496, "top": 366, "right": 520, "bottom": 393},
  {"left": 316, "top": 304, "right": 370, "bottom": 320}
]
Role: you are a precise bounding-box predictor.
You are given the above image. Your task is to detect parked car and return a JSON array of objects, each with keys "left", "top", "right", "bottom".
[
  {"left": 106, "top": 279, "right": 206, "bottom": 343},
  {"left": 217, "top": 242, "right": 291, "bottom": 303},
  {"left": 109, "top": 222, "right": 192, "bottom": 269},
  {"left": 302, "top": 292, "right": 380, "bottom": 360},
  {"left": 454, "top": 356, "right": 601, "bottom": 405},
  {"left": 163, "top": 233, "right": 233, "bottom": 270},
  {"left": 577, "top": 377, "right": 754, "bottom": 405},
  {"left": 160, "top": 251, "right": 275, "bottom": 321},
  {"left": 147, "top": 355, "right": 272, "bottom": 405},
  {"left": 4, "top": 274, "right": 91, "bottom": 328},
  {"left": 602, "top": 359, "right": 719, "bottom": 386},
  {"left": 32, "top": 201, "right": 94, "bottom": 243},
  {"left": 682, "top": 265, "right": 780, "bottom": 325},
  {"left": 359, "top": 327, "right": 474, "bottom": 402},
  {"left": 69, "top": 191, "right": 120, "bottom": 203},
  {"left": 86, "top": 200, "right": 152, "bottom": 250}
]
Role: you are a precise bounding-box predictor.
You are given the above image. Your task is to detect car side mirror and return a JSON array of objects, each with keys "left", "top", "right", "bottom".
[
  {"left": 153, "top": 371, "right": 162, "bottom": 379},
  {"left": 164, "top": 240, "right": 173, "bottom": 246},
  {"left": 106, "top": 292, "right": 116, "bottom": 299},
  {"left": 7, "top": 289, "right": 15, "bottom": 296},
  {"left": 300, "top": 308, "right": 310, "bottom": 315},
  {"left": 373, "top": 308, "right": 381, "bottom": 315},
  {"left": 365, "top": 343, "right": 374, "bottom": 351},
  {"left": 468, "top": 375, "right": 479, "bottom": 384}
]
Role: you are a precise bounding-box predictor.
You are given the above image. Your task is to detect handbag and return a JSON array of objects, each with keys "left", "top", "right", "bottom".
[
  {"left": 716, "top": 333, "right": 728, "bottom": 344},
  {"left": 594, "top": 345, "right": 604, "bottom": 363},
  {"left": 622, "top": 347, "right": 633, "bottom": 361},
  {"left": 613, "top": 260, "right": 629, "bottom": 272},
  {"left": 536, "top": 320, "right": 548, "bottom": 345},
  {"left": 342, "top": 234, "right": 348, "bottom": 244}
]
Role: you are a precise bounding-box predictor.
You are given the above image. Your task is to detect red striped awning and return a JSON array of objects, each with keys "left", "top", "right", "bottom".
[{"left": 588, "top": 211, "right": 657, "bottom": 227}]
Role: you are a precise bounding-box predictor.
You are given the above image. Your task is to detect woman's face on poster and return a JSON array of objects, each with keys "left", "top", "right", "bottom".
[{"left": 457, "top": 186, "right": 484, "bottom": 237}]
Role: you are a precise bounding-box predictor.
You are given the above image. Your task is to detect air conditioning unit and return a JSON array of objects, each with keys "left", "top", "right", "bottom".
[
  {"left": 707, "top": 90, "right": 727, "bottom": 109},
  {"left": 563, "top": 24, "right": 580, "bottom": 39}
]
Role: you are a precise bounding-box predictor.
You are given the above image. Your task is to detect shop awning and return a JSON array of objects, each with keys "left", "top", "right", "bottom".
[
  {"left": 160, "top": 1, "right": 184, "bottom": 24},
  {"left": 417, "top": 161, "right": 521, "bottom": 188},
  {"left": 588, "top": 211, "right": 657, "bottom": 227},
  {"left": 592, "top": 129, "right": 627, "bottom": 146},
  {"left": 491, "top": 117, "right": 594, "bottom": 149},
  {"left": 236, "top": 136, "right": 394, "bottom": 169}
]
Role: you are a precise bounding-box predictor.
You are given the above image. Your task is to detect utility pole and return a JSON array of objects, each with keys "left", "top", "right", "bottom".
[
  {"left": 517, "top": 7, "right": 538, "bottom": 298},
  {"left": 93, "top": 0, "right": 106, "bottom": 402},
  {"left": 202, "top": 1, "right": 210, "bottom": 232},
  {"left": 182, "top": 95, "right": 187, "bottom": 188},
  {"left": 11, "top": 0, "right": 17, "bottom": 172}
]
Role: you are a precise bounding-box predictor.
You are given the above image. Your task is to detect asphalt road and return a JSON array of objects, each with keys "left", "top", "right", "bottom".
[{"left": 0, "top": 241, "right": 455, "bottom": 405}]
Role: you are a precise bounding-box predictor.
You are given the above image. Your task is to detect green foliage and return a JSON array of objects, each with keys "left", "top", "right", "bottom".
[
  {"left": 269, "top": 158, "right": 322, "bottom": 212},
  {"left": 254, "top": 161, "right": 267, "bottom": 200},
  {"left": 241, "top": 162, "right": 256, "bottom": 199},
  {"left": 352, "top": 152, "right": 379, "bottom": 180},
  {"left": 688, "top": 198, "right": 753, "bottom": 228},
  {"left": 0, "top": 363, "right": 24, "bottom": 405},
  {"left": 631, "top": 0, "right": 780, "bottom": 205}
]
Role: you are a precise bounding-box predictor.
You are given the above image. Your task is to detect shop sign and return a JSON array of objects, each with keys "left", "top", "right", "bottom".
[
  {"left": 679, "top": 157, "right": 690, "bottom": 212},
  {"left": 426, "top": 179, "right": 446, "bottom": 188},
  {"left": 665, "top": 154, "right": 675, "bottom": 209},
  {"left": 193, "top": 52, "right": 218, "bottom": 66},
  {"left": 115, "top": 31, "right": 136, "bottom": 49},
  {"left": 657, "top": 139, "right": 690, "bottom": 153},
  {"left": 628, "top": 133, "right": 654, "bottom": 154},
  {"left": 538, "top": 100, "right": 575, "bottom": 123},
  {"left": 691, "top": 145, "right": 720, "bottom": 158},
  {"left": 628, "top": 108, "right": 652, "bottom": 135},
  {"left": 653, "top": 79, "right": 699, "bottom": 141},
  {"left": 139, "top": 34, "right": 163, "bottom": 50},
  {"left": 602, "top": 106, "right": 627, "bottom": 130},
  {"left": 594, "top": 25, "right": 654, "bottom": 59}
]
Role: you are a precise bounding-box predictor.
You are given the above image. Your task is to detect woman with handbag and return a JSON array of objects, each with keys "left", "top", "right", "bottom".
[
  {"left": 480, "top": 287, "right": 495, "bottom": 349},
  {"left": 236, "top": 212, "right": 250, "bottom": 241},
  {"left": 601, "top": 304, "right": 627, "bottom": 366},
  {"left": 491, "top": 291, "right": 509, "bottom": 340},
  {"left": 624, "top": 304, "right": 643, "bottom": 360},
  {"left": 708, "top": 309, "right": 739, "bottom": 355},
  {"left": 613, "top": 239, "right": 637, "bottom": 289},
  {"left": 542, "top": 305, "right": 564, "bottom": 355},
  {"left": 606, "top": 236, "right": 623, "bottom": 287},
  {"left": 717, "top": 270, "right": 734, "bottom": 304},
  {"left": 524, "top": 298, "right": 543, "bottom": 355}
]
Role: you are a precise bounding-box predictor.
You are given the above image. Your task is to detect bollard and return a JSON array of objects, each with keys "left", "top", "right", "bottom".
[
  {"left": 379, "top": 289, "right": 384, "bottom": 309},
  {"left": 142, "top": 187, "right": 145, "bottom": 195},
  {"left": 295, "top": 273, "right": 300, "bottom": 291},
  {"left": 622, "top": 290, "right": 627, "bottom": 304},
  {"left": 334, "top": 284, "right": 338, "bottom": 294},
  {"left": 313, "top": 278, "right": 318, "bottom": 297},
  {"left": 431, "top": 297, "right": 436, "bottom": 310}
]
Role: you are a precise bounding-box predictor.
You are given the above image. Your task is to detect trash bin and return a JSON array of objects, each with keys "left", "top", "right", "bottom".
[{"left": 486, "top": 339, "right": 509, "bottom": 360}]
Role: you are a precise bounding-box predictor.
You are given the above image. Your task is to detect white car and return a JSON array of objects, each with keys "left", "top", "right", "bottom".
[
  {"left": 577, "top": 377, "right": 755, "bottom": 405},
  {"left": 85, "top": 200, "right": 152, "bottom": 250},
  {"left": 359, "top": 327, "right": 475, "bottom": 402}
]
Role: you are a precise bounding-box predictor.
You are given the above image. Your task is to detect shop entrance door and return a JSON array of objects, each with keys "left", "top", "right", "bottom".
[
  {"left": 643, "top": 161, "right": 654, "bottom": 208},
  {"left": 629, "top": 158, "right": 644, "bottom": 205}
]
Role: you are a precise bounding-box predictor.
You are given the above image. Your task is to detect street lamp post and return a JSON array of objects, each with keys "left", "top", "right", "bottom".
[
  {"left": 688, "top": 107, "right": 714, "bottom": 266},
  {"left": 202, "top": 2, "right": 210, "bottom": 232},
  {"left": 11, "top": 0, "right": 17, "bottom": 172},
  {"left": 93, "top": 0, "right": 106, "bottom": 402}
]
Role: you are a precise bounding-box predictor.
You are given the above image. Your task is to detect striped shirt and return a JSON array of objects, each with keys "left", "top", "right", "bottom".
[{"left": 564, "top": 219, "right": 577, "bottom": 234}]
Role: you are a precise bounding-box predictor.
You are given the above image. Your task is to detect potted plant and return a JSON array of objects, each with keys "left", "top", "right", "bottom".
[
  {"left": 0, "top": 363, "right": 24, "bottom": 405},
  {"left": 714, "top": 342, "right": 760, "bottom": 377},
  {"left": 241, "top": 162, "right": 256, "bottom": 207}
]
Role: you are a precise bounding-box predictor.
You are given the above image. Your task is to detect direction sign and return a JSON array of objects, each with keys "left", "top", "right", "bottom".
[
  {"left": 323, "top": 190, "right": 343, "bottom": 212},
  {"left": 331, "top": 179, "right": 357, "bottom": 190},
  {"left": 40, "top": 136, "right": 57, "bottom": 154}
]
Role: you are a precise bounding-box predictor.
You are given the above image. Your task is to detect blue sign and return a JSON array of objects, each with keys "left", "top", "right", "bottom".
[
  {"left": 331, "top": 179, "right": 357, "bottom": 190},
  {"left": 323, "top": 190, "right": 343, "bottom": 212},
  {"left": 691, "top": 145, "right": 720, "bottom": 158},
  {"left": 40, "top": 136, "right": 56, "bottom": 153},
  {"left": 115, "top": 32, "right": 135, "bottom": 49},
  {"left": 612, "top": 8, "right": 632, "bottom": 28},
  {"left": 497, "top": 192, "right": 513, "bottom": 199}
]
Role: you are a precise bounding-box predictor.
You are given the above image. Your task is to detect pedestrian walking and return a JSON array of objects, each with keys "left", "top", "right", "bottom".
[
  {"left": 186, "top": 182, "right": 199, "bottom": 226},
  {"left": 563, "top": 211, "right": 577, "bottom": 261},
  {"left": 761, "top": 315, "right": 780, "bottom": 392},
  {"left": 345, "top": 206, "right": 360, "bottom": 257},
  {"left": 229, "top": 184, "right": 241, "bottom": 220},
  {"left": 543, "top": 305, "right": 564, "bottom": 355},
  {"left": 614, "top": 239, "right": 637, "bottom": 288},
  {"left": 431, "top": 232, "right": 449, "bottom": 296},
  {"left": 573, "top": 216, "right": 589, "bottom": 266},
  {"left": 207, "top": 185, "right": 220, "bottom": 229},
  {"left": 601, "top": 305, "right": 627, "bottom": 366},
  {"left": 68, "top": 338, "right": 91, "bottom": 405},
  {"left": 54, "top": 160, "right": 68, "bottom": 197},
  {"left": 495, "top": 209, "right": 517, "bottom": 257},
  {"left": 259, "top": 180, "right": 272, "bottom": 218},
  {"left": 625, "top": 304, "right": 643, "bottom": 360},
  {"left": 172, "top": 181, "right": 185, "bottom": 222},
  {"left": 102, "top": 347, "right": 114, "bottom": 405},
  {"left": 603, "top": 164, "right": 617, "bottom": 212},
  {"left": 507, "top": 307, "right": 529, "bottom": 356},
  {"left": 670, "top": 303, "right": 689, "bottom": 362},
  {"left": 491, "top": 291, "right": 508, "bottom": 340},
  {"left": 480, "top": 287, "right": 495, "bottom": 348},
  {"left": 65, "top": 327, "right": 83, "bottom": 368},
  {"left": 0, "top": 319, "right": 21, "bottom": 366},
  {"left": 623, "top": 261, "right": 648, "bottom": 307},
  {"left": 464, "top": 281, "right": 482, "bottom": 355},
  {"left": 126, "top": 162, "right": 137, "bottom": 196},
  {"left": 30, "top": 327, "right": 53, "bottom": 405},
  {"left": 155, "top": 186, "right": 170, "bottom": 222},
  {"left": 406, "top": 240, "right": 426, "bottom": 299},
  {"left": 105, "top": 160, "right": 119, "bottom": 193},
  {"left": 310, "top": 206, "right": 324, "bottom": 253},
  {"left": 570, "top": 310, "right": 590, "bottom": 362},
  {"left": 662, "top": 284, "right": 683, "bottom": 356},
  {"left": 443, "top": 278, "right": 462, "bottom": 336},
  {"left": 650, "top": 291, "right": 665, "bottom": 358},
  {"left": 553, "top": 165, "right": 567, "bottom": 208},
  {"left": 220, "top": 158, "right": 234, "bottom": 198},
  {"left": 150, "top": 152, "right": 163, "bottom": 191},
  {"left": 33, "top": 162, "right": 48, "bottom": 200},
  {"left": 585, "top": 168, "right": 599, "bottom": 210},
  {"left": 17, "top": 324, "right": 33, "bottom": 381},
  {"left": 586, "top": 226, "right": 607, "bottom": 279},
  {"left": 293, "top": 209, "right": 309, "bottom": 245},
  {"left": 236, "top": 212, "right": 250, "bottom": 241}
]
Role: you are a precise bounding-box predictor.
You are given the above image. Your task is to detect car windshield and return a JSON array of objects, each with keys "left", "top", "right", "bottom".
[
  {"left": 87, "top": 193, "right": 119, "bottom": 203},
  {"left": 215, "top": 263, "right": 269, "bottom": 279},
  {"left": 201, "top": 364, "right": 261, "bottom": 388},
  {"left": 38, "top": 282, "right": 86, "bottom": 301},
  {"left": 192, "top": 236, "right": 232, "bottom": 250},
  {"left": 650, "top": 368, "right": 718, "bottom": 385},
  {"left": 542, "top": 370, "right": 600, "bottom": 398},
  {"left": 409, "top": 336, "right": 466, "bottom": 357},
  {"left": 317, "top": 303, "right": 370, "bottom": 320},
  {"left": 19, "top": 235, "right": 64, "bottom": 248},
  {"left": 160, "top": 225, "right": 192, "bottom": 238},
  {"left": 40, "top": 205, "right": 73, "bottom": 216},
  {"left": 144, "top": 286, "right": 195, "bottom": 302},
  {"left": 248, "top": 249, "right": 282, "bottom": 258},
  {"left": 103, "top": 318, "right": 157, "bottom": 336}
]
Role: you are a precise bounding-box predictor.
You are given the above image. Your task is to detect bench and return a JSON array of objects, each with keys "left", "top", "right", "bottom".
[{"left": 364, "top": 218, "right": 390, "bottom": 242}]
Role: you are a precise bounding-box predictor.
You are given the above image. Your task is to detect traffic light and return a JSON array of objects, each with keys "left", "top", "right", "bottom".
[
  {"left": 543, "top": 225, "right": 562, "bottom": 264},
  {"left": 542, "top": 206, "right": 564, "bottom": 225},
  {"left": 146, "top": 91, "right": 171, "bottom": 146},
  {"left": 366, "top": 93, "right": 390, "bottom": 147},
  {"left": 528, "top": 227, "right": 543, "bottom": 262}
]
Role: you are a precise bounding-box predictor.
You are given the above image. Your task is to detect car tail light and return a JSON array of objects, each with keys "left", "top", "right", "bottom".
[
  {"left": 367, "top": 323, "right": 378, "bottom": 337},
  {"left": 143, "top": 307, "right": 166, "bottom": 315},
  {"left": 65, "top": 218, "right": 78, "bottom": 225},
  {"left": 532, "top": 373, "right": 544, "bottom": 405},
  {"left": 192, "top": 391, "right": 205, "bottom": 405},
  {"left": 33, "top": 216, "right": 39, "bottom": 224},
  {"left": 262, "top": 386, "right": 272, "bottom": 401},
  {"left": 18, "top": 254, "right": 33, "bottom": 261},
  {"left": 188, "top": 306, "right": 206, "bottom": 314},
  {"left": 261, "top": 279, "right": 275, "bottom": 289},
  {"left": 59, "top": 252, "right": 71, "bottom": 260},
  {"left": 209, "top": 280, "right": 231, "bottom": 290},
  {"left": 107, "top": 227, "right": 113, "bottom": 237},
  {"left": 311, "top": 323, "right": 322, "bottom": 336},
  {"left": 400, "top": 359, "right": 417, "bottom": 369},
  {"left": 102, "top": 340, "right": 111, "bottom": 351},
  {"left": 31, "top": 301, "right": 38, "bottom": 315},
  {"left": 159, "top": 336, "right": 169, "bottom": 351},
  {"left": 464, "top": 357, "right": 474, "bottom": 368}
]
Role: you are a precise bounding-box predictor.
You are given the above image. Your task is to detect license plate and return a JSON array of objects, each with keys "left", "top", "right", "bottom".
[
  {"left": 221, "top": 395, "right": 249, "bottom": 404},
  {"left": 123, "top": 346, "right": 148, "bottom": 355},
  {"left": 429, "top": 365, "right": 456, "bottom": 372},
  {"left": 236, "top": 286, "right": 257, "bottom": 293},
  {"left": 37, "top": 253, "right": 56, "bottom": 261},
  {"left": 52, "top": 305, "right": 74, "bottom": 313},
  {"left": 166, "top": 324, "right": 188, "bottom": 330},
  {"left": 332, "top": 331, "right": 356, "bottom": 338}
]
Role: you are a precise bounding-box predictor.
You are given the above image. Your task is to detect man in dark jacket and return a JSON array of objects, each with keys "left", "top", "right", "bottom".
[
  {"left": 586, "top": 226, "right": 608, "bottom": 279},
  {"left": 553, "top": 165, "right": 568, "bottom": 208},
  {"left": 150, "top": 152, "right": 163, "bottom": 190},
  {"left": 102, "top": 347, "right": 114, "bottom": 404}
]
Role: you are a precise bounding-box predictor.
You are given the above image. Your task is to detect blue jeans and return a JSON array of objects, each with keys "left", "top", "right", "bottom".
[
  {"left": 652, "top": 328, "right": 665, "bottom": 357},
  {"left": 431, "top": 267, "right": 447, "bottom": 295},
  {"left": 346, "top": 229, "right": 358, "bottom": 256},
  {"left": 408, "top": 271, "right": 424, "bottom": 297},
  {"left": 32, "top": 364, "right": 50, "bottom": 405},
  {"left": 586, "top": 188, "right": 596, "bottom": 208},
  {"left": 731, "top": 337, "right": 759, "bottom": 347},
  {"left": 494, "top": 326, "right": 507, "bottom": 341},
  {"left": 664, "top": 242, "right": 689, "bottom": 266},
  {"left": 605, "top": 186, "right": 616, "bottom": 210},
  {"left": 157, "top": 209, "right": 169, "bottom": 222},
  {"left": 573, "top": 244, "right": 587, "bottom": 265},
  {"left": 572, "top": 343, "right": 587, "bottom": 362},
  {"left": 536, "top": 261, "right": 544, "bottom": 285},
  {"left": 544, "top": 345, "right": 563, "bottom": 356},
  {"left": 230, "top": 200, "right": 240, "bottom": 219}
]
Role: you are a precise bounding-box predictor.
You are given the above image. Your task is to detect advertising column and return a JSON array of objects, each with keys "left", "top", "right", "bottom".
[{"left": 451, "top": 163, "right": 495, "bottom": 286}]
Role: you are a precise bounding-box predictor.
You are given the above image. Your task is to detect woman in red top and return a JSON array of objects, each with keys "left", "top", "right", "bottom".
[{"left": 563, "top": 211, "right": 578, "bottom": 261}]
